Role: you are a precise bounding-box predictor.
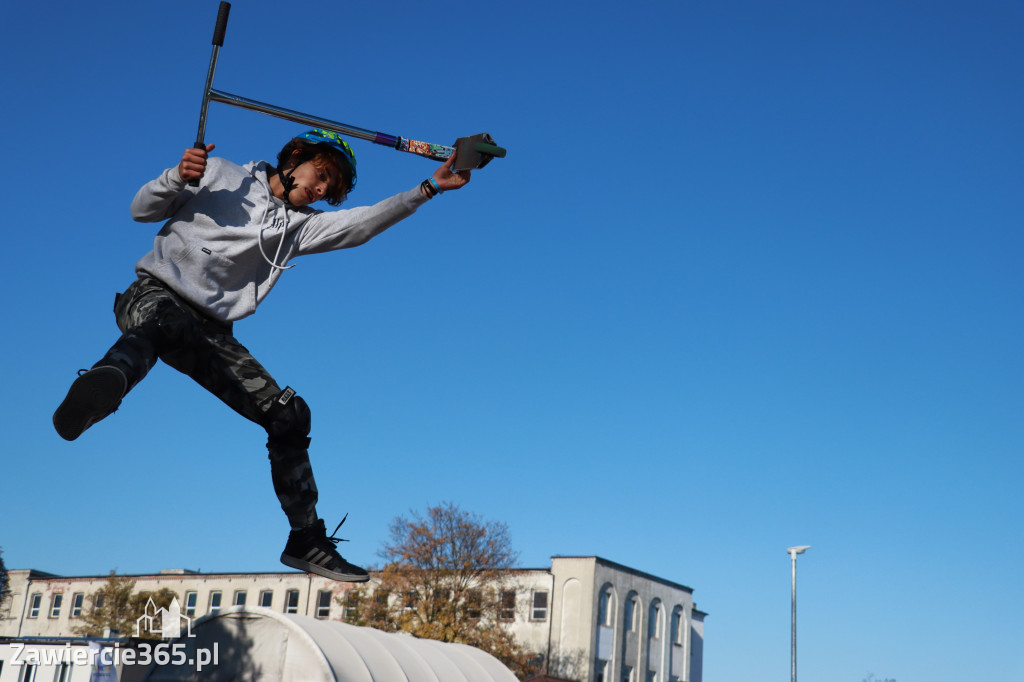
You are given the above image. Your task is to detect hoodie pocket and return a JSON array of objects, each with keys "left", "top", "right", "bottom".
[{"left": 152, "top": 234, "right": 256, "bottom": 319}]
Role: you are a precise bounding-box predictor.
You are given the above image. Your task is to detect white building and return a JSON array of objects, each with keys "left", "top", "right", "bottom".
[{"left": 1, "top": 556, "right": 705, "bottom": 682}]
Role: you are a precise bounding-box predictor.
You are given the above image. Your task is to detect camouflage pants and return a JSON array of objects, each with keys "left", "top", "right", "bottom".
[{"left": 94, "top": 275, "right": 319, "bottom": 529}]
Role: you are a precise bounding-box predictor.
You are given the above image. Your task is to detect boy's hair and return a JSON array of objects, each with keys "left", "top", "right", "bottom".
[{"left": 276, "top": 138, "right": 353, "bottom": 206}]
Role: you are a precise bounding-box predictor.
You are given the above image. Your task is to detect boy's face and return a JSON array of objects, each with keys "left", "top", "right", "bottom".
[{"left": 284, "top": 157, "right": 342, "bottom": 207}]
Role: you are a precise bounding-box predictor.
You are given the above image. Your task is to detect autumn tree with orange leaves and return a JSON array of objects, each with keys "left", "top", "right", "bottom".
[{"left": 346, "top": 502, "right": 540, "bottom": 677}]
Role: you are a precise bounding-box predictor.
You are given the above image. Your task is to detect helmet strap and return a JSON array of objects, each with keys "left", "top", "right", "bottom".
[
  {"left": 281, "top": 168, "right": 297, "bottom": 201},
  {"left": 270, "top": 164, "right": 298, "bottom": 205}
]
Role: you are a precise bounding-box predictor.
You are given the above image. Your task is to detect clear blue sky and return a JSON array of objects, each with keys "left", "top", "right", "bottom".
[{"left": 2, "top": 1, "right": 1021, "bottom": 680}]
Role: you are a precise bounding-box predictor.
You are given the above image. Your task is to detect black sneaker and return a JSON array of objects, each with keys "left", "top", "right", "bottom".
[
  {"left": 280, "top": 517, "right": 369, "bottom": 582},
  {"left": 53, "top": 367, "right": 127, "bottom": 441}
]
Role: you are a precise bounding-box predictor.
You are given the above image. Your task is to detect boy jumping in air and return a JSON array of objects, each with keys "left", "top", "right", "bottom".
[{"left": 53, "top": 130, "right": 470, "bottom": 582}]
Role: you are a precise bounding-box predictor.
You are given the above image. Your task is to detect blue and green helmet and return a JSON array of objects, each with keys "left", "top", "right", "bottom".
[{"left": 300, "top": 129, "right": 357, "bottom": 191}]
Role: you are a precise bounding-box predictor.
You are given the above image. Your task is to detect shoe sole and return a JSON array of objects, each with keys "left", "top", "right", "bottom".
[
  {"left": 280, "top": 553, "right": 370, "bottom": 583},
  {"left": 53, "top": 367, "right": 126, "bottom": 441}
]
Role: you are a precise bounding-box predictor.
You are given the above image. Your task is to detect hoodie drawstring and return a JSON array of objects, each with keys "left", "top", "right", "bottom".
[{"left": 257, "top": 168, "right": 296, "bottom": 271}]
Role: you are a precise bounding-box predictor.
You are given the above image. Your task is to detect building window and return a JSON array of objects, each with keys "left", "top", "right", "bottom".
[
  {"left": 595, "top": 659, "right": 608, "bottom": 682},
  {"left": 27, "top": 594, "right": 42, "bottom": 618},
  {"left": 648, "top": 602, "right": 662, "bottom": 639},
  {"left": 316, "top": 591, "right": 332, "bottom": 619},
  {"left": 185, "top": 591, "right": 198, "bottom": 617},
  {"left": 259, "top": 590, "right": 273, "bottom": 608},
  {"left": 624, "top": 595, "right": 638, "bottom": 632},
  {"left": 56, "top": 662, "right": 72, "bottom": 682},
  {"left": 671, "top": 607, "right": 684, "bottom": 645},
  {"left": 234, "top": 590, "right": 247, "bottom": 606},
  {"left": 598, "top": 586, "right": 614, "bottom": 627},
  {"left": 18, "top": 662, "right": 35, "bottom": 682},
  {"left": 209, "top": 591, "right": 222, "bottom": 615},
  {"left": 465, "top": 590, "right": 482, "bottom": 619},
  {"left": 433, "top": 588, "right": 452, "bottom": 604},
  {"left": 71, "top": 593, "right": 85, "bottom": 618},
  {"left": 285, "top": 590, "right": 300, "bottom": 614},
  {"left": 344, "top": 590, "right": 361, "bottom": 620},
  {"left": 531, "top": 590, "right": 549, "bottom": 621},
  {"left": 50, "top": 594, "right": 63, "bottom": 619},
  {"left": 499, "top": 591, "right": 516, "bottom": 621},
  {"left": 622, "top": 665, "right": 634, "bottom": 682}
]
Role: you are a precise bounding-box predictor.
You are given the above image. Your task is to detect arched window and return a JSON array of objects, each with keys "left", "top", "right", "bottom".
[
  {"left": 648, "top": 600, "right": 663, "bottom": 639},
  {"left": 667, "top": 605, "right": 687, "bottom": 682},
  {"left": 595, "top": 584, "right": 617, "bottom": 682},
  {"left": 624, "top": 593, "right": 639, "bottom": 632},
  {"left": 670, "top": 606, "right": 685, "bottom": 646},
  {"left": 598, "top": 584, "right": 616, "bottom": 627}
]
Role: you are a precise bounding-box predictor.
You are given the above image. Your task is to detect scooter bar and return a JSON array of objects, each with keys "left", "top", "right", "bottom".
[
  {"left": 192, "top": 2, "right": 505, "bottom": 171},
  {"left": 191, "top": 1, "right": 231, "bottom": 185},
  {"left": 207, "top": 89, "right": 505, "bottom": 169}
]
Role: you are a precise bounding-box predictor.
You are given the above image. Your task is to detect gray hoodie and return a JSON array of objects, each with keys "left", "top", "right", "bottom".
[{"left": 132, "top": 157, "right": 428, "bottom": 322}]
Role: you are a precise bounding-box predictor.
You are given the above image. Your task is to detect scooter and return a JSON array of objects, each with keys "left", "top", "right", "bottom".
[{"left": 192, "top": 2, "right": 506, "bottom": 183}]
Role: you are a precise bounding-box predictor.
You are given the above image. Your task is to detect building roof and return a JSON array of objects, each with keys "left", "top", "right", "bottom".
[{"left": 553, "top": 556, "right": 695, "bottom": 594}]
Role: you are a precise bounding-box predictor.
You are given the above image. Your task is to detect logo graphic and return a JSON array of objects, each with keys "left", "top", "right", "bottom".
[{"left": 134, "top": 597, "right": 194, "bottom": 639}]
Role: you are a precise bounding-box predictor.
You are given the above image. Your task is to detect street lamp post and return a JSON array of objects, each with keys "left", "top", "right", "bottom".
[{"left": 787, "top": 545, "right": 811, "bottom": 682}]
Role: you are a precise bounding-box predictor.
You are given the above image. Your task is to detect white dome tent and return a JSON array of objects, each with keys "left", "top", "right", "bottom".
[{"left": 141, "top": 606, "right": 521, "bottom": 682}]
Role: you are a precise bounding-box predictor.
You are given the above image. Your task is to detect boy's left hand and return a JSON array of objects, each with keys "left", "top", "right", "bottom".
[{"left": 432, "top": 155, "right": 471, "bottom": 192}]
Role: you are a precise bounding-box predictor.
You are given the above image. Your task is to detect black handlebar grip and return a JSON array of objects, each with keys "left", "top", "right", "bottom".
[
  {"left": 188, "top": 143, "right": 207, "bottom": 187},
  {"left": 473, "top": 142, "right": 507, "bottom": 158},
  {"left": 212, "top": 2, "right": 231, "bottom": 46}
]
